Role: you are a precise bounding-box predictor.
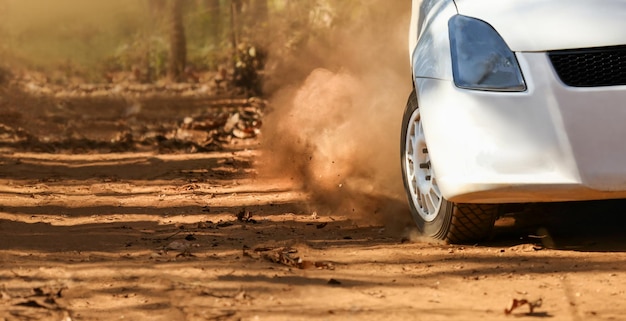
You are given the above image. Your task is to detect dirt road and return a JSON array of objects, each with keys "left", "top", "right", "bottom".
[{"left": 1, "top": 146, "right": 626, "bottom": 321}]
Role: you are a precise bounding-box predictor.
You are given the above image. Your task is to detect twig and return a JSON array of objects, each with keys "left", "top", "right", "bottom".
[{"left": 163, "top": 230, "right": 183, "bottom": 240}]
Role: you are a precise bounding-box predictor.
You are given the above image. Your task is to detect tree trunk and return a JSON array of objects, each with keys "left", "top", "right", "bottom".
[
  {"left": 251, "top": 0, "right": 268, "bottom": 24},
  {"left": 230, "top": 0, "right": 240, "bottom": 51},
  {"left": 148, "top": 0, "right": 167, "bottom": 17},
  {"left": 233, "top": 0, "right": 244, "bottom": 14},
  {"left": 205, "top": 0, "right": 221, "bottom": 45},
  {"left": 168, "top": 0, "right": 187, "bottom": 82}
]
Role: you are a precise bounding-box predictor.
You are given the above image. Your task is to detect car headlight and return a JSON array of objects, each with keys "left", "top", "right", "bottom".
[{"left": 448, "top": 15, "right": 526, "bottom": 92}]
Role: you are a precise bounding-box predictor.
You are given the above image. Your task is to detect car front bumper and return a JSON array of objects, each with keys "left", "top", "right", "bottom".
[{"left": 415, "top": 52, "right": 626, "bottom": 203}]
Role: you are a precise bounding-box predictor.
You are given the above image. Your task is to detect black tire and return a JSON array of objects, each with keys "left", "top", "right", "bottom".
[{"left": 400, "top": 88, "right": 499, "bottom": 243}]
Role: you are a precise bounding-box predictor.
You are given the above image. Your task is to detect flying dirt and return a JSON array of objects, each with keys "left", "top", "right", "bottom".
[{"left": 260, "top": 0, "right": 412, "bottom": 229}]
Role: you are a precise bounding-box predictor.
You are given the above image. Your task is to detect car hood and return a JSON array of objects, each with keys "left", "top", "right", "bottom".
[{"left": 454, "top": 0, "right": 626, "bottom": 52}]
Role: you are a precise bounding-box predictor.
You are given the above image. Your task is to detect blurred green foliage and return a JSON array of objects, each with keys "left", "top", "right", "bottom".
[
  {"left": 0, "top": 0, "right": 376, "bottom": 84},
  {"left": 0, "top": 0, "right": 149, "bottom": 81}
]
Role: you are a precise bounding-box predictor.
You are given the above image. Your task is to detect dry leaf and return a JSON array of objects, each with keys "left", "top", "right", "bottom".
[
  {"left": 505, "top": 298, "right": 543, "bottom": 315},
  {"left": 260, "top": 248, "right": 335, "bottom": 270}
]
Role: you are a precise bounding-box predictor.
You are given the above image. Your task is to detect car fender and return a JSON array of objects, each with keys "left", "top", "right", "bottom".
[{"left": 411, "top": 0, "right": 457, "bottom": 81}]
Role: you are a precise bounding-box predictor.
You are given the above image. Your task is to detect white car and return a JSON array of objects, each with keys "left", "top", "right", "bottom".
[{"left": 402, "top": 0, "right": 626, "bottom": 243}]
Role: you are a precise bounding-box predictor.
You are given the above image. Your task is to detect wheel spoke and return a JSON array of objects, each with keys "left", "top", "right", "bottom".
[
  {"left": 418, "top": 191, "right": 427, "bottom": 212},
  {"left": 431, "top": 177, "right": 442, "bottom": 198},
  {"left": 410, "top": 174, "right": 418, "bottom": 195},
  {"left": 407, "top": 137, "right": 417, "bottom": 165},
  {"left": 428, "top": 188, "right": 441, "bottom": 210}
]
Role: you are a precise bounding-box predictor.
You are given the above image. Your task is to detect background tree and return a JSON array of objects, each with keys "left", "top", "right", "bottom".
[
  {"left": 168, "top": 0, "right": 187, "bottom": 82},
  {"left": 205, "top": 0, "right": 222, "bottom": 46},
  {"left": 0, "top": 0, "right": 368, "bottom": 90},
  {"left": 148, "top": 0, "right": 167, "bottom": 15},
  {"left": 251, "top": 0, "right": 268, "bottom": 23}
]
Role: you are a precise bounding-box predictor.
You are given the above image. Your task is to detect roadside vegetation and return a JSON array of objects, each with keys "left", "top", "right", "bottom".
[{"left": 0, "top": 0, "right": 369, "bottom": 96}]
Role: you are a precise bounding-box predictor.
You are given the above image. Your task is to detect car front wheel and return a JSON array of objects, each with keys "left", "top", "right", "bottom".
[{"left": 400, "top": 89, "right": 499, "bottom": 243}]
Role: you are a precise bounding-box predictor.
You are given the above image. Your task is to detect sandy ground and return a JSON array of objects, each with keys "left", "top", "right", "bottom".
[
  {"left": 2, "top": 149, "right": 626, "bottom": 321},
  {"left": 1, "top": 94, "right": 626, "bottom": 321}
]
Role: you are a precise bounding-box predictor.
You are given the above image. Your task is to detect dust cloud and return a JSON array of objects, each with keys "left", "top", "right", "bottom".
[{"left": 259, "top": 0, "right": 414, "bottom": 229}]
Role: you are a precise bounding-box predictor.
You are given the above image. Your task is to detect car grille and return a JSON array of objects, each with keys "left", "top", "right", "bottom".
[{"left": 548, "top": 45, "right": 626, "bottom": 87}]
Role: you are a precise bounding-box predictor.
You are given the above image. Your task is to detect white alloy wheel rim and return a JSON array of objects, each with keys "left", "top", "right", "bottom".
[{"left": 404, "top": 108, "right": 443, "bottom": 222}]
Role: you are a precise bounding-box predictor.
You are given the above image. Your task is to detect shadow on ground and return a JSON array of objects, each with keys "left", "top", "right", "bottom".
[{"left": 490, "top": 199, "right": 626, "bottom": 252}]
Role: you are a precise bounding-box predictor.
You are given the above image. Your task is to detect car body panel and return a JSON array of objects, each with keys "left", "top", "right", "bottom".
[
  {"left": 455, "top": 0, "right": 626, "bottom": 52},
  {"left": 414, "top": 51, "right": 626, "bottom": 203}
]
